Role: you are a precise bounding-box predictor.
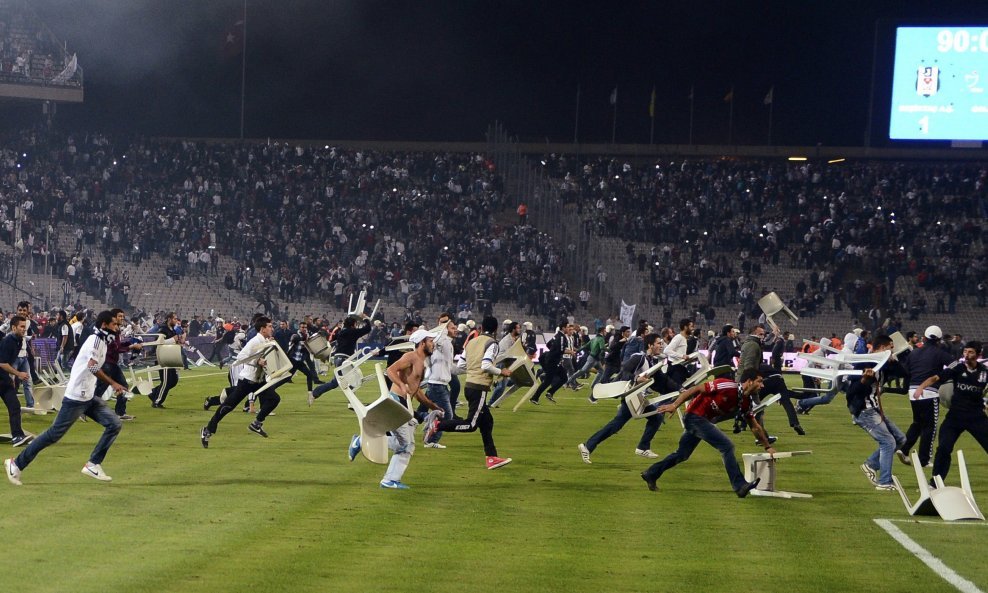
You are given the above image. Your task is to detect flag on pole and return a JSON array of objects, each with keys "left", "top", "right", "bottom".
[
  {"left": 221, "top": 13, "right": 245, "bottom": 60},
  {"left": 610, "top": 87, "right": 618, "bottom": 106},
  {"left": 764, "top": 86, "right": 774, "bottom": 105},
  {"left": 723, "top": 88, "right": 734, "bottom": 102},
  {"left": 649, "top": 86, "right": 656, "bottom": 118}
]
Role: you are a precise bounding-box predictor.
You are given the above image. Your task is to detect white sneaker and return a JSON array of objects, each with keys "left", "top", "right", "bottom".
[
  {"left": 4, "top": 458, "right": 21, "bottom": 486},
  {"left": 635, "top": 448, "right": 659, "bottom": 459},
  {"left": 424, "top": 442, "right": 447, "bottom": 449},
  {"left": 578, "top": 443, "right": 592, "bottom": 464},
  {"left": 860, "top": 463, "right": 878, "bottom": 486},
  {"left": 81, "top": 462, "right": 112, "bottom": 482},
  {"left": 307, "top": 391, "right": 315, "bottom": 407}
]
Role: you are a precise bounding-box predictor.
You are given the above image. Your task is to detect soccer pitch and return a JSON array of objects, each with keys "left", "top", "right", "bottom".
[{"left": 3, "top": 367, "right": 986, "bottom": 593}]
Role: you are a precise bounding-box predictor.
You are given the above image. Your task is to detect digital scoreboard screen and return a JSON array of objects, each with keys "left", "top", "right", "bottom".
[{"left": 889, "top": 27, "right": 988, "bottom": 141}]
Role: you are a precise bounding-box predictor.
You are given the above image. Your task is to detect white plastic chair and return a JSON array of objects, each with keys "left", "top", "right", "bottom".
[
  {"left": 893, "top": 450, "right": 984, "bottom": 521},
  {"left": 742, "top": 450, "right": 813, "bottom": 499},
  {"left": 757, "top": 292, "right": 799, "bottom": 331},
  {"left": 339, "top": 363, "right": 413, "bottom": 464}
]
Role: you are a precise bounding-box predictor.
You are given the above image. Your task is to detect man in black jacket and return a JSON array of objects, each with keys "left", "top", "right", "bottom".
[
  {"left": 529, "top": 326, "right": 569, "bottom": 404},
  {"left": 578, "top": 334, "right": 676, "bottom": 463},
  {"left": 846, "top": 335, "right": 905, "bottom": 490},
  {"left": 898, "top": 326, "right": 957, "bottom": 468},
  {"left": 308, "top": 314, "right": 372, "bottom": 405}
]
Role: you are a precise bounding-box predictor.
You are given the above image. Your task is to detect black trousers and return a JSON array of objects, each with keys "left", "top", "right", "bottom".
[
  {"left": 900, "top": 397, "right": 940, "bottom": 466},
  {"left": 149, "top": 368, "right": 179, "bottom": 405},
  {"left": 206, "top": 380, "right": 280, "bottom": 434},
  {"left": 761, "top": 375, "right": 809, "bottom": 429},
  {"left": 0, "top": 381, "right": 24, "bottom": 438},
  {"left": 95, "top": 363, "right": 129, "bottom": 416},
  {"left": 531, "top": 364, "right": 566, "bottom": 401},
  {"left": 666, "top": 365, "right": 689, "bottom": 387},
  {"left": 290, "top": 358, "right": 317, "bottom": 391},
  {"left": 932, "top": 410, "right": 988, "bottom": 480},
  {"left": 435, "top": 387, "right": 497, "bottom": 457}
]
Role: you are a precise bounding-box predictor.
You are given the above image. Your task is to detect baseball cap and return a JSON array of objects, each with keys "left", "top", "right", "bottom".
[
  {"left": 409, "top": 329, "right": 439, "bottom": 345},
  {"left": 925, "top": 325, "right": 942, "bottom": 340}
]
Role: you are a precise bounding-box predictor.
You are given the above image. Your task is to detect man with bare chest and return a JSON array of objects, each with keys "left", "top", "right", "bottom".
[{"left": 373, "top": 328, "right": 443, "bottom": 489}]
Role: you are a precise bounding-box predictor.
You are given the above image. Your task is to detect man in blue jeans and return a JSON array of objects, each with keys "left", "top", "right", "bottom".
[
  {"left": 640, "top": 369, "right": 769, "bottom": 497},
  {"left": 422, "top": 317, "right": 458, "bottom": 448},
  {"left": 846, "top": 335, "right": 905, "bottom": 491},
  {"left": 578, "top": 334, "right": 674, "bottom": 463},
  {"left": 5, "top": 310, "right": 128, "bottom": 486}
]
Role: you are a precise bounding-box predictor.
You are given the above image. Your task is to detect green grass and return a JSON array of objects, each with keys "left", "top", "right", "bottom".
[{"left": 2, "top": 367, "right": 986, "bottom": 593}]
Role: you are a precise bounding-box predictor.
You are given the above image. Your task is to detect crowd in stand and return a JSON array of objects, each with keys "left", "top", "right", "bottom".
[
  {"left": 0, "top": 1, "right": 75, "bottom": 85},
  {"left": 0, "top": 129, "right": 570, "bottom": 322},
  {"left": 544, "top": 154, "right": 988, "bottom": 325}
]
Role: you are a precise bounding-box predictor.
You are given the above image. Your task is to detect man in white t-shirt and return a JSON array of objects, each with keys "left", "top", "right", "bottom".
[{"left": 5, "top": 310, "right": 127, "bottom": 486}]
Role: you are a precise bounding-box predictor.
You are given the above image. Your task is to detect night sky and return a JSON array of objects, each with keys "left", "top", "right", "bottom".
[{"left": 25, "top": 0, "right": 988, "bottom": 146}]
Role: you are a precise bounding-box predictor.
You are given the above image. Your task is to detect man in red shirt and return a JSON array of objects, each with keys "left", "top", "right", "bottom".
[{"left": 641, "top": 368, "right": 774, "bottom": 497}]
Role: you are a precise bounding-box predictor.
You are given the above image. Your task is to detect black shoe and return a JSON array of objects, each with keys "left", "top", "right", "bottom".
[
  {"left": 248, "top": 422, "right": 268, "bottom": 438},
  {"left": 200, "top": 426, "right": 211, "bottom": 449},
  {"left": 151, "top": 403, "right": 164, "bottom": 409},
  {"left": 545, "top": 394, "right": 557, "bottom": 404},
  {"left": 641, "top": 472, "right": 657, "bottom": 492},
  {"left": 203, "top": 397, "right": 211, "bottom": 411},
  {"left": 529, "top": 398, "right": 540, "bottom": 406},
  {"left": 792, "top": 424, "right": 805, "bottom": 436},
  {"left": 736, "top": 478, "right": 761, "bottom": 498},
  {"left": 754, "top": 435, "right": 778, "bottom": 445}
]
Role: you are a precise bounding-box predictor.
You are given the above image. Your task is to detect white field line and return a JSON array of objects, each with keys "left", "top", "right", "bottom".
[
  {"left": 873, "top": 519, "right": 986, "bottom": 593},
  {"left": 884, "top": 518, "right": 988, "bottom": 527}
]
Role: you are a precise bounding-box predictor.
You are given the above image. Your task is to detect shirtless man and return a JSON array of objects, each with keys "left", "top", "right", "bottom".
[{"left": 351, "top": 328, "right": 443, "bottom": 489}]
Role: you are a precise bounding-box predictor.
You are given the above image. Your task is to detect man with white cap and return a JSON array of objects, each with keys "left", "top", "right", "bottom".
[
  {"left": 356, "top": 327, "right": 443, "bottom": 489},
  {"left": 421, "top": 314, "right": 458, "bottom": 448},
  {"left": 898, "top": 325, "right": 956, "bottom": 468}
]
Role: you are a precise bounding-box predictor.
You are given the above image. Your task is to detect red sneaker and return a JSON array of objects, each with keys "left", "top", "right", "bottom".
[{"left": 486, "top": 456, "right": 512, "bottom": 470}]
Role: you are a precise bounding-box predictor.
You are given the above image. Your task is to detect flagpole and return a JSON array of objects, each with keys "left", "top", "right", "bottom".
[
  {"left": 611, "top": 87, "right": 618, "bottom": 144},
  {"left": 573, "top": 84, "right": 580, "bottom": 144},
  {"left": 728, "top": 85, "right": 734, "bottom": 145},
  {"left": 649, "top": 85, "right": 655, "bottom": 145},
  {"left": 688, "top": 84, "right": 694, "bottom": 145},
  {"left": 239, "top": 0, "right": 247, "bottom": 140},
  {"left": 768, "top": 100, "right": 774, "bottom": 145}
]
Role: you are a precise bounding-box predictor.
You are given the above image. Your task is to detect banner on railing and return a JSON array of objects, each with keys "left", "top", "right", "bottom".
[{"left": 619, "top": 300, "right": 636, "bottom": 328}]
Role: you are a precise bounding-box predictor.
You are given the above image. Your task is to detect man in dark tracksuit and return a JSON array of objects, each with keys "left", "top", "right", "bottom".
[
  {"left": 148, "top": 313, "right": 181, "bottom": 408},
  {"left": 0, "top": 316, "right": 34, "bottom": 447},
  {"left": 309, "top": 314, "right": 372, "bottom": 403},
  {"left": 287, "top": 324, "right": 321, "bottom": 395},
  {"left": 911, "top": 340, "right": 988, "bottom": 482},
  {"left": 899, "top": 326, "right": 956, "bottom": 467},
  {"left": 530, "top": 328, "right": 566, "bottom": 404}
]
